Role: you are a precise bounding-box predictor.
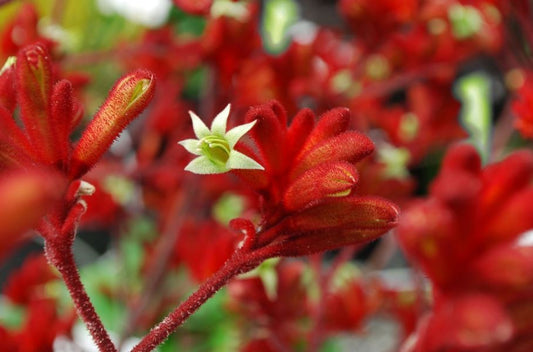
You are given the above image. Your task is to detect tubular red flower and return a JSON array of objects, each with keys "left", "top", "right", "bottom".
[
  {"left": 283, "top": 161, "right": 359, "bottom": 211},
  {"left": 69, "top": 69, "right": 156, "bottom": 179},
  {"left": 290, "top": 131, "right": 374, "bottom": 179},
  {"left": 16, "top": 44, "right": 58, "bottom": 165}
]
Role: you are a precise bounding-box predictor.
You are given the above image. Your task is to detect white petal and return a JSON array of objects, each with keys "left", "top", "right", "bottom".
[
  {"left": 227, "top": 150, "right": 264, "bottom": 170},
  {"left": 184, "top": 156, "right": 228, "bottom": 174},
  {"left": 225, "top": 120, "right": 257, "bottom": 148},
  {"left": 211, "top": 104, "right": 231, "bottom": 136},
  {"left": 189, "top": 110, "right": 211, "bottom": 139},
  {"left": 178, "top": 139, "right": 201, "bottom": 155}
]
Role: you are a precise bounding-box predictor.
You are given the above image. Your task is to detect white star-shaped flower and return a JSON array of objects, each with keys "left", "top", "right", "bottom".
[{"left": 178, "top": 104, "right": 264, "bottom": 174}]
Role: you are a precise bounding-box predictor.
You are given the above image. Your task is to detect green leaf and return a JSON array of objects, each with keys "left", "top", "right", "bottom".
[
  {"left": 0, "top": 297, "right": 25, "bottom": 330},
  {"left": 261, "top": 0, "right": 300, "bottom": 55},
  {"left": 212, "top": 192, "right": 245, "bottom": 225},
  {"left": 455, "top": 72, "right": 492, "bottom": 164},
  {"left": 448, "top": 4, "right": 483, "bottom": 39},
  {"left": 319, "top": 337, "right": 342, "bottom": 352}
]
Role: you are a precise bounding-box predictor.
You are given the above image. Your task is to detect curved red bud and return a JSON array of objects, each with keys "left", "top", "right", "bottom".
[
  {"left": 441, "top": 143, "right": 481, "bottom": 175},
  {"left": 0, "top": 106, "right": 34, "bottom": 160},
  {"left": 297, "top": 107, "right": 350, "bottom": 156},
  {"left": 0, "top": 62, "right": 16, "bottom": 112},
  {"left": 472, "top": 245, "right": 533, "bottom": 289},
  {"left": 50, "top": 80, "right": 74, "bottom": 166},
  {"left": 69, "top": 69, "right": 155, "bottom": 179},
  {"left": 483, "top": 188, "right": 533, "bottom": 245},
  {"left": 283, "top": 161, "right": 359, "bottom": 211},
  {"left": 481, "top": 150, "right": 533, "bottom": 216},
  {"left": 264, "top": 196, "right": 399, "bottom": 256},
  {"left": 283, "top": 196, "right": 399, "bottom": 234},
  {"left": 286, "top": 108, "right": 315, "bottom": 161},
  {"left": 245, "top": 103, "right": 286, "bottom": 173},
  {"left": 426, "top": 294, "right": 513, "bottom": 350},
  {"left": 291, "top": 131, "right": 374, "bottom": 179},
  {"left": 16, "top": 44, "right": 57, "bottom": 164},
  {"left": 270, "top": 196, "right": 398, "bottom": 256}
]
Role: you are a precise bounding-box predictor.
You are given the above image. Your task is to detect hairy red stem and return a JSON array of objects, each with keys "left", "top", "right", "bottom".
[{"left": 45, "top": 237, "right": 117, "bottom": 352}]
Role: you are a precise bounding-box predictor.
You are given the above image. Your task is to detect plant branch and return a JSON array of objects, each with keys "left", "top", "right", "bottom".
[
  {"left": 45, "top": 236, "right": 117, "bottom": 352},
  {"left": 132, "top": 245, "right": 271, "bottom": 352}
]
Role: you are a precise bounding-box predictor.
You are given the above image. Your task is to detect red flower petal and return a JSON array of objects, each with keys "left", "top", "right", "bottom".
[
  {"left": 0, "top": 62, "right": 16, "bottom": 112},
  {"left": 481, "top": 150, "right": 533, "bottom": 217},
  {"left": 483, "top": 188, "right": 533, "bottom": 245},
  {"left": 472, "top": 245, "right": 533, "bottom": 289},
  {"left": 291, "top": 131, "right": 374, "bottom": 178},
  {"left": 16, "top": 44, "right": 58, "bottom": 164},
  {"left": 286, "top": 108, "right": 315, "bottom": 161},
  {"left": 266, "top": 196, "right": 399, "bottom": 256},
  {"left": 296, "top": 107, "right": 350, "bottom": 157},
  {"left": 245, "top": 102, "right": 286, "bottom": 173},
  {"left": 283, "top": 161, "right": 359, "bottom": 211}
]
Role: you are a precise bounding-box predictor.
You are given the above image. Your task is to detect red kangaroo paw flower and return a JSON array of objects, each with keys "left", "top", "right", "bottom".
[
  {"left": 286, "top": 108, "right": 315, "bottom": 161},
  {"left": 484, "top": 188, "right": 533, "bottom": 244},
  {"left": 297, "top": 107, "right": 350, "bottom": 155},
  {"left": 282, "top": 196, "right": 399, "bottom": 235},
  {"left": 0, "top": 106, "right": 34, "bottom": 160},
  {"left": 290, "top": 131, "right": 374, "bottom": 178},
  {"left": 480, "top": 150, "right": 533, "bottom": 217},
  {"left": 472, "top": 245, "right": 533, "bottom": 290},
  {"left": 246, "top": 102, "right": 287, "bottom": 174},
  {"left": 0, "top": 140, "right": 33, "bottom": 169},
  {"left": 0, "top": 62, "right": 16, "bottom": 112},
  {"left": 440, "top": 142, "right": 482, "bottom": 175},
  {"left": 16, "top": 44, "right": 58, "bottom": 165},
  {"left": 50, "top": 80, "right": 75, "bottom": 165},
  {"left": 272, "top": 196, "right": 399, "bottom": 256},
  {"left": 423, "top": 294, "right": 513, "bottom": 350},
  {"left": 283, "top": 161, "right": 359, "bottom": 211},
  {"left": 69, "top": 69, "right": 155, "bottom": 179}
]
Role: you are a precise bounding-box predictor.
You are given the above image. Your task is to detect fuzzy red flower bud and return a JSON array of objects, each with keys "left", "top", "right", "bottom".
[
  {"left": 283, "top": 161, "right": 359, "bottom": 211},
  {"left": 298, "top": 107, "right": 350, "bottom": 153},
  {"left": 246, "top": 103, "right": 287, "bottom": 173},
  {"left": 285, "top": 108, "right": 315, "bottom": 160},
  {"left": 16, "top": 44, "right": 58, "bottom": 165},
  {"left": 0, "top": 61, "right": 16, "bottom": 112},
  {"left": 273, "top": 196, "right": 399, "bottom": 256},
  {"left": 290, "top": 131, "right": 374, "bottom": 178},
  {"left": 423, "top": 294, "right": 513, "bottom": 350},
  {"left": 50, "top": 80, "right": 75, "bottom": 164},
  {"left": 69, "top": 69, "right": 155, "bottom": 179},
  {"left": 0, "top": 106, "right": 33, "bottom": 162}
]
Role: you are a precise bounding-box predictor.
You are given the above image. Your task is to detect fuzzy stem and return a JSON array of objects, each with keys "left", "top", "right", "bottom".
[
  {"left": 132, "top": 246, "right": 269, "bottom": 352},
  {"left": 45, "top": 238, "right": 117, "bottom": 352}
]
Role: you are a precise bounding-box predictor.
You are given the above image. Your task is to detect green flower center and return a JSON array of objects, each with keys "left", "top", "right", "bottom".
[{"left": 200, "top": 135, "right": 231, "bottom": 165}]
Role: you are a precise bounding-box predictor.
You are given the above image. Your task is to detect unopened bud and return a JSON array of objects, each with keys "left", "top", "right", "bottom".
[{"left": 69, "top": 69, "right": 155, "bottom": 179}]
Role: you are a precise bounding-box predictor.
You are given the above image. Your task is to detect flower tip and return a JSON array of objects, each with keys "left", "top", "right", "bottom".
[{"left": 0, "top": 56, "right": 16, "bottom": 76}]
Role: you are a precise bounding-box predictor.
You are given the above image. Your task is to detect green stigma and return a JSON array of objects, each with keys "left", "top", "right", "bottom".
[{"left": 199, "top": 135, "right": 231, "bottom": 165}]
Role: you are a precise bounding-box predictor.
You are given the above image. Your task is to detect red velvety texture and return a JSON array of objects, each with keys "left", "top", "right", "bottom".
[
  {"left": 397, "top": 143, "right": 533, "bottom": 351},
  {"left": 231, "top": 101, "right": 399, "bottom": 257}
]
